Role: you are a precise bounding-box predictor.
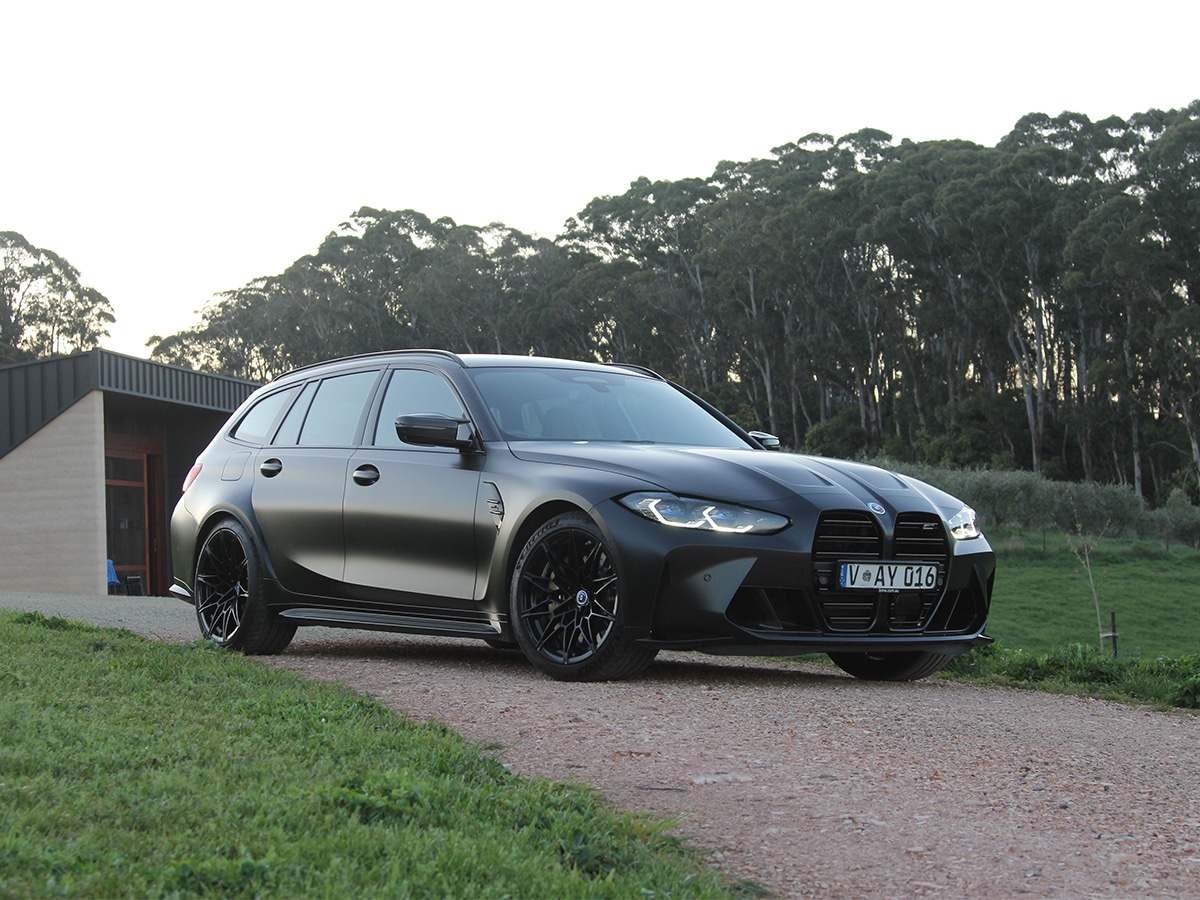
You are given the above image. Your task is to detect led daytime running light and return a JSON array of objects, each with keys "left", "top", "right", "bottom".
[
  {"left": 619, "top": 493, "right": 789, "bottom": 535},
  {"left": 645, "top": 498, "right": 754, "bottom": 533}
]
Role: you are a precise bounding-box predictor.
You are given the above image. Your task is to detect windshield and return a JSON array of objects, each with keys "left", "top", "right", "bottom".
[{"left": 468, "top": 367, "right": 751, "bottom": 448}]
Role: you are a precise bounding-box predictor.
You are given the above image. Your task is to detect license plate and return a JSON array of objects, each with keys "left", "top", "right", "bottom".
[{"left": 839, "top": 562, "right": 938, "bottom": 591}]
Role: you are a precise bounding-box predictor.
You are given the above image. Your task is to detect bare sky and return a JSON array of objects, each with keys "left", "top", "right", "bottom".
[{"left": 3, "top": 0, "right": 1197, "bottom": 356}]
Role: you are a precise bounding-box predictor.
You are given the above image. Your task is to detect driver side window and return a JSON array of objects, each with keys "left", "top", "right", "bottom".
[{"left": 373, "top": 369, "right": 466, "bottom": 447}]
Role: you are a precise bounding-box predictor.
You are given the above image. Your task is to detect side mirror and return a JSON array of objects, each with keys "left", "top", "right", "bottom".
[
  {"left": 749, "top": 430, "right": 781, "bottom": 451},
  {"left": 396, "top": 414, "right": 477, "bottom": 451}
]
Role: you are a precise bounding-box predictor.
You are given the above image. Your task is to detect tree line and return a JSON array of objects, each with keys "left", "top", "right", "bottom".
[{"left": 18, "top": 101, "right": 1194, "bottom": 505}]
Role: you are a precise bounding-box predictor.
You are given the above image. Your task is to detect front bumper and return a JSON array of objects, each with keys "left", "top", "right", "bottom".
[{"left": 597, "top": 499, "right": 996, "bottom": 656}]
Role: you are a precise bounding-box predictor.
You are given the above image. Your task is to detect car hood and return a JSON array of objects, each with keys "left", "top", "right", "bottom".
[{"left": 506, "top": 443, "right": 963, "bottom": 516}]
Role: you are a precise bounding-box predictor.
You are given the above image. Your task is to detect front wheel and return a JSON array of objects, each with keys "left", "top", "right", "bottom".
[
  {"left": 194, "top": 518, "right": 296, "bottom": 655},
  {"left": 509, "top": 512, "right": 657, "bottom": 682},
  {"left": 828, "top": 650, "right": 954, "bottom": 681}
]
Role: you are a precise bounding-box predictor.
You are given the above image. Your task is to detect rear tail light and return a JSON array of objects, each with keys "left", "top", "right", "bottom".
[{"left": 182, "top": 463, "right": 202, "bottom": 493}]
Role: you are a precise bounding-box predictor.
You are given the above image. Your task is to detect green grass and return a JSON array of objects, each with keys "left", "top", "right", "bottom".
[
  {"left": 945, "top": 640, "right": 1200, "bottom": 709},
  {"left": 0, "top": 611, "right": 741, "bottom": 899},
  {"left": 942, "top": 526, "right": 1200, "bottom": 709},
  {"left": 985, "top": 526, "right": 1200, "bottom": 657}
]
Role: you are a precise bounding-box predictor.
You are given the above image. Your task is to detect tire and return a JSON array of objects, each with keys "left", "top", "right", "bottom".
[
  {"left": 509, "top": 512, "right": 657, "bottom": 682},
  {"left": 828, "top": 650, "right": 954, "bottom": 681},
  {"left": 194, "top": 518, "right": 296, "bottom": 655}
]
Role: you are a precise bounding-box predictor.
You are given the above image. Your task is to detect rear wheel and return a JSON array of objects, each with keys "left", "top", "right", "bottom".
[
  {"left": 828, "top": 650, "right": 953, "bottom": 681},
  {"left": 194, "top": 518, "right": 296, "bottom": 655},
  {"left": 510, "top": 512, "right": 657, "bottom": 681}
]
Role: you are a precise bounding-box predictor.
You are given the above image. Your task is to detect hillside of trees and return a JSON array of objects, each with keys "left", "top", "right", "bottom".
[{"left": 147, "top": 102, "right": 1200, "bottom": 505}]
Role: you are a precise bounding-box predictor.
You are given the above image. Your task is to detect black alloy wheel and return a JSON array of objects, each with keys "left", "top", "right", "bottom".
[
  {"left": 510, "top": 512, "right": 657, "bottom": 681},
  {"left": 194, "top": 518, "right": 295, "bottom": 655},
  {"left": 827, "top": 650, "right": 954, "bottom": 681}
]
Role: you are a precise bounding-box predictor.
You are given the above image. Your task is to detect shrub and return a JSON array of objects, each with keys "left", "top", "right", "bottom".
[
  {"left": 1168, "top": 675, "right": 1200, "bottom": 709},
  {"left": 871, "top": 459, "right": 1192, "bottom": 539},
  {"left": 1161, "top": 489, "right": 1200, "bottom": 548},
  {"left": 1055, "top": 482, "right": 1145, "bottom": 537},
  {"left": 803, "top": 408, "right": 868, "bottom": 459}
]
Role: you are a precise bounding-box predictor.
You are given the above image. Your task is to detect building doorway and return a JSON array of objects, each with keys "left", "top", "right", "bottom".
[{"left": 104, "top": 445, "right": 167, "bottom": 595}]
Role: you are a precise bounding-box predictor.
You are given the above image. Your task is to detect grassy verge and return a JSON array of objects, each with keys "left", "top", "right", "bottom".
[
  {"left": 985, "top": 525, "right": 1200, "bottom": 657},
  {"left": 0, "top": 610, "right": 741, "bottom": 898},
  {"left": 945, "top": 526, "right": 1200, "bottom": 709},
  {"left": 944, "top": 640, "right": 1200, "bottom": 709}
]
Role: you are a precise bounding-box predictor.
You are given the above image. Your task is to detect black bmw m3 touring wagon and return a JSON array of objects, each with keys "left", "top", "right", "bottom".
[{"left": 171, "top": 351, "right": 995, "bottom": 682}]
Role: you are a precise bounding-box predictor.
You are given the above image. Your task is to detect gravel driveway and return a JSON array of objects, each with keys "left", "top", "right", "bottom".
[{"left": 4, "top": 591, "right": 1198, "bottom": 898}]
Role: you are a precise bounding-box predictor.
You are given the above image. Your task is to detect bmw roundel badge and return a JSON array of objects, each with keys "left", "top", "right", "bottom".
[{"left": 868, "top": 502, "right": 887, "bottom": 516}]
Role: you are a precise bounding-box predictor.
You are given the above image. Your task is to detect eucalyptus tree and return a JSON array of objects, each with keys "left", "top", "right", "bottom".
[
  {"left": 1134, "top": 102, "right": 1200, "bottom": 486},
  {"left": 405, "top": 221, "right": 509, "bottom": 354},
  {"left": 335, "top": 209, "right": 572, "bottom": 357},
  {"left": 1047, "top": 111, "right": 1165, "bottom": 490},
  {"left": 869, "top": 140, "right": 1001, "bottom": 418},
  {"left": 1061, "top": 189, "right": 1148, "bottom": 489},
  {"left": 562, "top": 176, "right": 732, "bottom": 391},
  {"left": 1001, "top": 113, "right": 1128, "bottom": 483},
  {"left": 307, "top": 207, "right": 433, "bottom": 351},
  {"left": 767, "top": 130, "right": 904, "bottom": 447},
  {"left": 924, "top": 134, "right": 1078, "bottom": 474},
  {"left": 0, "top": 231, "right": 114, "bottom": 362},
  {"left": 149, "top": 279, "right": 296, "bottom": 382},
  {"left": 748, "top": 135, "right": 844, "bottom": 438},
  {"left": 488, "top": 229, "right": 576, "bottom": 357},
  {"left": 698, "top": 158, "right": 787, "bottom": 436},
  {"left": 151, "top": 209, "right": 562, "bottom": 378},
  {"left": 153, "top": 208, "right": 437, "bottom": 379},
  {"left": 537, "top": 255, "right": 676, "bottom": 368}
]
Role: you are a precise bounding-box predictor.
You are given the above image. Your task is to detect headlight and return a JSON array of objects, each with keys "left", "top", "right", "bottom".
[
  {"left": 618, "top": 493, "right": 789, "bottom": 534},
  {"left": 948, "top": 505, "right": 980, "bottom": 540}
]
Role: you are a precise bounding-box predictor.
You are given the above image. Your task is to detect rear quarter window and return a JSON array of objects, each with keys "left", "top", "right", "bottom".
[{"left": 230, "top": 387, "right": 299, "bottom": 444}]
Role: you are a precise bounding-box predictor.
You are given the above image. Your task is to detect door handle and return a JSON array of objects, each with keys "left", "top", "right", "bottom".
[
  {"left": 352, "top": 465, "right": 380, "bottom": 486},
  {"left": 260, "top": 458, "right": 283, "bottom": 477}
]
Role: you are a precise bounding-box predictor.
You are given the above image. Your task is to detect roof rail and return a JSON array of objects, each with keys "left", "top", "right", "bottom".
[
  {"left": 280, "top": 348, "right": 466, "bottom": 379},
  {"left": 612, "top": 362, "right": 666, "bottom": 381}
]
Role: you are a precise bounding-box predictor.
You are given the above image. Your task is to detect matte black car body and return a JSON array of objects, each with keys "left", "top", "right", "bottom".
[{"left": 170, "top": 350, "right": 996, "bottom": 681}]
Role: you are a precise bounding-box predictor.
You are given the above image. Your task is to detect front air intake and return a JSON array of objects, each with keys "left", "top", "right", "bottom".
[
  {"left": 894, "top": 513, "right": 950, "bottom": 565},
  {"left": 813, "top": 511, "right": 882, "bottom": 562}
]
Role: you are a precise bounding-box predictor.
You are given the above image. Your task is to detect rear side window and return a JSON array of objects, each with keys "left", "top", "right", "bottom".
[
  {"left": 230, "top": 387, "right": 299, "bottom": 444},
  {"left": 297, "top": 371, "right": 379, "bottom": 446}
]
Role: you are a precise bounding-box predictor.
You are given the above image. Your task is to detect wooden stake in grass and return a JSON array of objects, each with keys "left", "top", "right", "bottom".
[{"left": 1063, "top": 492, "right": 1108, "bottom": 654}]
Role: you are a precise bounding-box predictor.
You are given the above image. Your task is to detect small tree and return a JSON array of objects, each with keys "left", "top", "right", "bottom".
[{"left": 1161, "top": 489, "right": 1200, "bottom": 550}]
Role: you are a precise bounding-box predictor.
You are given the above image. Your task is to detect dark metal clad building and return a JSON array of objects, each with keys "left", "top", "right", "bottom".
[{"left": 0, "top": 349, "right": 258, "bottom": 595}]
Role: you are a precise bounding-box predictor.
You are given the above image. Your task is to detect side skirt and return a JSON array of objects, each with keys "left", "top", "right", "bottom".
[{"left": 278, "top": 607, "right": 503, "bottom": 639}]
